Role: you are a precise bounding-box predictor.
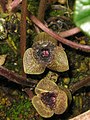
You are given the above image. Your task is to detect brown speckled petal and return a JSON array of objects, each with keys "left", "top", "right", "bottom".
[
  {"left": 48, "top": 46, "right": 69, "bottom": 72},
  {"left": 23, "top": 48, "right": 45, "bottom": 74},
  {"left": 35, "top": 79, "right": 60, "bottom": 95},
  {"left": 32, "top": 95, "right": 54, "bottom": 118},
  {"left": 33, "top": 32, "right": 57, "bottom": 45},
  {"left": 54, "top": 90, "right": 68, "bottom": 114}
]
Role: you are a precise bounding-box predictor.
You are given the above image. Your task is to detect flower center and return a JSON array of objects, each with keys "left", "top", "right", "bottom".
[
  {"left": 37, "top": 48, "right": 50, "bottom": 62},
  {"left": 41, "top": 49, "right": 49, "bottom": 57},
  {"left": 33, "top": 42, "right": 55, "bottom": 64},
  {"left": 41, "top": 92, "right": 57, "bottom": 109}
]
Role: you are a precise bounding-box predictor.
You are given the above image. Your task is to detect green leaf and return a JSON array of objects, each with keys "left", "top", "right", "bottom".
[{"left": 74, "top": 0, "right": 90, "bottom": 36}]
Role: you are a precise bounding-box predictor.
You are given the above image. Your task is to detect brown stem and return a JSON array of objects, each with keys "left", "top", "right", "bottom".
[
  {"left": 22, "top": 88, "right": 34, "bottom": 100},
  {"left": 47, "top": 16, "right": 80, "bottom": 37},
  {"left": 0, "top": 66, "right": 37, "bottom": 87},
  {"left": 7, "top": 1, "right": 90, "bottom": 52},
  {"left": 29, "top": 12, "right": 90, "bottom": 52},
  {"left": 35, "top": 0, "right": 47, "bottom": 33},
  {"left": 37, "top": 0, "right": 47, "bottom": 23},
  {"left": 60, "top": 27, "right": 81, "bottom": 38},
  {"left": 20, "top": 0, "right": 27, "bottom": 58},
  {"left": 0, "top": 0, "right": 7, "bottom": 12},
  {"left": 20, "top": 0, "right": 27, "bottom": 76},
  {"left": 7, "top": 0, "right": 22, "bottom": 11},
  {"left": 69, "top": 76, "right": 90, "bottom": 94}
]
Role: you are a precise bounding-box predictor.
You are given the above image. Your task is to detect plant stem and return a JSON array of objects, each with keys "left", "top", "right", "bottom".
[
  {"left": 69, "top": 76, "right": 90, "bottom": 94},
  {"left": 20, "top": 0, "right": 27, "bottom": 76},
  {"left": 0, "top": 0, "right": 7, "bottom": 12},
  {"left": 22, "top": 88, "right": 34, "bottom": 100},
  {"left": 37, "top": 0, "right": 47, "bottom": 23},
  {"left": 7, "top": 0, "right": 22, "bottom": 11},
  {"left": 7, "top": 0, "right": 90, "bottom": 52},
  {"left": 0, "top": 66, "right": 36, "bottom": 87},
  {"left": 20, "top": 0, "right": 27, "bottom": 58},
  {"left": 29, "top": 12, "right": 90, "bottom": 52},
  {"left": 59, "top": 27, "right": 80, "bottom": 38}
]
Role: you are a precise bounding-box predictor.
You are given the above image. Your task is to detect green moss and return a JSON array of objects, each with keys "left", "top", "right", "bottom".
[
  {"left": 6, "top": 96, "right": 33, "bottom": 119},
  {"left": 27, "top": 0, "right": 39, "bottom": 15}
]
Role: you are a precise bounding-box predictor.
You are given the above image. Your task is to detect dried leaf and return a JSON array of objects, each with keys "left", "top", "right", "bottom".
[{"left": 0, "top": 54, "right": 7, "bottom": 65}]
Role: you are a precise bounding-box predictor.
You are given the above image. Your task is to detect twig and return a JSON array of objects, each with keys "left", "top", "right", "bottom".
[
  {"left": 0, "top": 0, "right": 7, "bottom": 12},
  {"left": 7, "top": 1, "right": 90, "bottom": 52},
  {"left": 22, "top": 88, "right": 34, "bottom": 100},
  {"left": 20, "top": 0, "right": 27, "bottom": 58},
  {"left": 0, "top": 66, "right": 37, "bottom": 87},
  {"left": 35, "top": 0, "right": 47, "bottom": 33},
  {"left": 69, "top": 76, "right": 90, "bottom": 94},
  {"left": 37, "top": 0, "right": 47, "bottom": 23},
  {"left": 20, "top": 0, "right": 27, "bottom": 76},
  {"left": 60, "top": 27, "right": 81, "bottom": 38},
  {"left": 29, "top": 12, "right": 90, "bottom": 52},
  {"left": 7, "top": 0, "right": 22, "bottom": 11},
  {"left": 46, "top": 16, "right": 81, "bottom": 37}
]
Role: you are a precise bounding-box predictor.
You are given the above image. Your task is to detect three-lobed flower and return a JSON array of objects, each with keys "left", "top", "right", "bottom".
[{"left": 23, "top": 32, "right": 69, "bottom": 74}]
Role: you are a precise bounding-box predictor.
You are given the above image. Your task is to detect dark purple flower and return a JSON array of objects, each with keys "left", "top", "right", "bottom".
[{"left": 23, "top": 32, "right": 69, "bottom": 74}]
